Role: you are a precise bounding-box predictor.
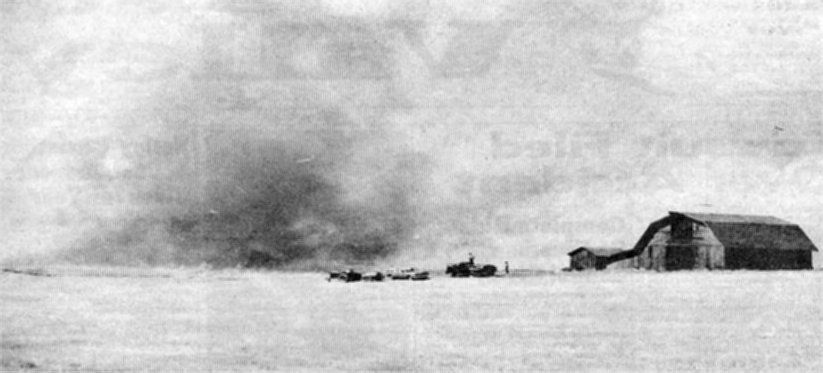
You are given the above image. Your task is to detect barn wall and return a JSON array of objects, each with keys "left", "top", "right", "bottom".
[
  {"left": 707, "top": 245, "right": 725, "bottom": 269},
  {"left": 633, "top": 245, "right": 655, "bottom": 270},
  {"left": 641, "top": 245, "right": 666, "bottom": 271},
  {"left": 629, "top": 248, "right": 643, "bottom": 269},
  {"left": 697, "top": 227, "right": 725, "bottom": 269},
  {"left": 653, "top": 247, "right": 666, "bottom": 271},
  {"left": 695, "top": 246, "right": 708, "bottom": 268},
  {"left": 725, "top": 248, "right": 813, "bottom": 270},
  {"left": 665, "top": 246, "right": 697, "bottom": 270},
  {"left": 681, "top": 245, "right": 725, "bottom": 270},
  {"left": 633, "top": 228, "right": 669, "bottom": 271},
  {"left": 633, "top": 222, "right": 728, "bottom": 271},
  {"left": 659, "top": 245, "right": 725, "bottom": 270},
  {"left": 604, "top": 257, "right": 636, "bottom": 270},
  {"left": 595, "top": 255, "right": 626, "bottom": 270}
]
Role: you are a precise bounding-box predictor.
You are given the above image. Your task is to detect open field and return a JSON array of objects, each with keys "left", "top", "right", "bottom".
[{"left": 2, "top": 268, "right": 822, "bottom": 371}]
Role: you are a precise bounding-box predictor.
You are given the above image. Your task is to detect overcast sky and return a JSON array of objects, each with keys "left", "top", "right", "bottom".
[{"left": 2, "top": 0, "right": 822, "bottom": 268}]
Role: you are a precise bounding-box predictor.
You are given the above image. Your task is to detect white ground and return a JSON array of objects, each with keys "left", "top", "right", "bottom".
[{"left": 2, "top": 267, "right": 822, "bottom": 371}]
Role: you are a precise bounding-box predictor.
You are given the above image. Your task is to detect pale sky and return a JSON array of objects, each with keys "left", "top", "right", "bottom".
[{"left": 2, "top": 0, "right": 822, "bottom": 268}]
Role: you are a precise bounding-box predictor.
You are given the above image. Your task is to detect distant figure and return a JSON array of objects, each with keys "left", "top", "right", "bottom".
[
  {"left": 504, "top": 261, "right": 509, "bottom": 275},
  {"left": 468, "top": 252, "right": 475, "bottom": 266}
]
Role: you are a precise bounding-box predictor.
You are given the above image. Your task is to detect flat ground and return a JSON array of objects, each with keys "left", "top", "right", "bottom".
[{"left": 1, "top": 267, "right": 822, "bottom": 371}]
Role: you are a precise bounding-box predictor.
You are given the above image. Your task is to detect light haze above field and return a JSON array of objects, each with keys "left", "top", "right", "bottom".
[{"left": 1, "top": 0, "right": 822, "bottom": 268}]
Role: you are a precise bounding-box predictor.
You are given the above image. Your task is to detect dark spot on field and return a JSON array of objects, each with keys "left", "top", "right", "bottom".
[
  {"left": 2, "top": 268, "right": 51, "bottom": 277},
  {"left": 369, "top": 360, "right": 423, "bottom": 372},
  {"left": 0, "top": 357, "right": 38, "bottom": 370},
  {"left": 19, "top": 361, "right": 37, "bottom": 369}
]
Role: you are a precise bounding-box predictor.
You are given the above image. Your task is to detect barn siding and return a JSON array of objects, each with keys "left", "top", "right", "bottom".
[
  {"left": 708, "top": 245, "right": 725, "bottom": 269},
  {"left": 604, "top": 257, "right": 636, "bottom": 270},
  {"left": 725, "top": 248, "right": 812, "bottom": 270},
  {"left": 696, "top": 246, "right": 708, "bottom": 268},
  {"left": 695, "top": 246, "right": 724, "bottom": 269},
  {"left": 665, "top": 246, "right": 696, "bottom": 270},
  {"left": 631, "top": 221, "right": 727, "bottom": 270},
  {"left": 633, "top": 229, "right": 669, "bottom": 271},
  {"left": 695, "top": 228, "right": 725, "bottom": 269},
  {"left": 650, "top": 246, "right": 665, "bottom": 271}
]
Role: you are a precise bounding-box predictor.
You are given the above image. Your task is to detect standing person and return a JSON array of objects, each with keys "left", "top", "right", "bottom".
[
  {"left": 505, "top": 261, "right": 509, "bottom": 275},
  {"left": 468, "top": 252, "right": 475, "bottom": 266}
]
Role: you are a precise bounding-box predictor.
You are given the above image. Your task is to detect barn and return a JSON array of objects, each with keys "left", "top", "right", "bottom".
[
  {"left": 567, "top": 247, "right": 624, "bottom": 271},
  {"left": 626, "top": 212, "right": 818, "bottom": 271}
]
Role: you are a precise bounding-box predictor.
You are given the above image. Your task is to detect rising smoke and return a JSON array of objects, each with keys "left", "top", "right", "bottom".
[{"left": 58, "top": 111, "right": 425, "bottom": 268}]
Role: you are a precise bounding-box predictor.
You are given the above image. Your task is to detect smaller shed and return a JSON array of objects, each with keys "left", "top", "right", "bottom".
[{"left": 567, "top": 247, "right": 624, "bottom": 271}]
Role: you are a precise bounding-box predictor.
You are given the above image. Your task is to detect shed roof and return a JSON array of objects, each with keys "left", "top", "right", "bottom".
[{"left": 568, "top": 247, "right": 624, "bottom": 257}]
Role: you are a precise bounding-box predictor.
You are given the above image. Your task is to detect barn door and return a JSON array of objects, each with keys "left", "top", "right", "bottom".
[{"left": 665, "top": 246, "right": 696, "bottom": 270}]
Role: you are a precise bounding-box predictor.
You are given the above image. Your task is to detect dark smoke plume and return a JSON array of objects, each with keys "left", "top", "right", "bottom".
[{"left": 56, "top": 89, "right": 426, "bottom": 268}]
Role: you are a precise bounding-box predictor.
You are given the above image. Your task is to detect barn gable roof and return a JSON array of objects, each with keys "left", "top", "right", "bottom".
[
  {"left": 674, "top": 212, "right": 794, "bottom": 226},
  {"left": 671, "top": 212, "right": 818, "bottom": 252},
  {"left": 568, "top": 247, "right": 624, "bottom": 257},
  {"left": 706, "top": 223, "right": 817, "bottom": 251},
  {"left": 628, "top": 211, "right": 819, "bottom": 253}
]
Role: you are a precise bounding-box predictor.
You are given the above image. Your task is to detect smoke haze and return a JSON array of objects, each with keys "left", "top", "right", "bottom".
[{"left": 2, "top": 0, "right": 822, "bottom": 269}]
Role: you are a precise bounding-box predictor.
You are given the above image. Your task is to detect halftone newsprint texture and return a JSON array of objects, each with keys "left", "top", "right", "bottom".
[{"left": 1, "top": 0, "right": 822, "bottom": 371}]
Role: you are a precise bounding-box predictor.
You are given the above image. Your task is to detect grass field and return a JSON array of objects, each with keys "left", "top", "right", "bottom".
[{"left": 2, "top": 267, "right": 822, "bottom": 371}]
